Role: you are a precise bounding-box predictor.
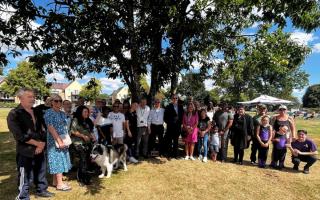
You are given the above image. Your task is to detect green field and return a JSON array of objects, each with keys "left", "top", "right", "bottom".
[{"left": 0, "top": 108, "right": 320, "bottom": 200}]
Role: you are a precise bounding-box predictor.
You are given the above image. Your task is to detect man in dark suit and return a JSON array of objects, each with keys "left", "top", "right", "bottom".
[{"left": 164, "top": 94, "right": 184, "bottom": 158}]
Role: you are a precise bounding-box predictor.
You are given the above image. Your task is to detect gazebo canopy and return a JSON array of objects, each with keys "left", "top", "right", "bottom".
[{"left": 237, "top": 95, "right": 292, "bottom": 105}]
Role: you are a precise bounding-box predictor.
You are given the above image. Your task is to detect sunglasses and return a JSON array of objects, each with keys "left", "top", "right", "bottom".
[
  {"left": 279, "top": 109, "right": 286, "bottom": 111},
  {"left": 53, "top": 99, "right": 62, "bottom": 103},
  {"left": 155, "top": 101, "right": 160, "bottom": 103}
]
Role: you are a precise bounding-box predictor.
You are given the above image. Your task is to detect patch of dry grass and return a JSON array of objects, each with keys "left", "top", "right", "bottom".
[{"left": 0, "top": 109, "right": 319, "bottom": 200}]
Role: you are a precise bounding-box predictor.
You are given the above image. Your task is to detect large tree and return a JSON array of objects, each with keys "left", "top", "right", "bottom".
[
  {"left": 211, "top": 28, "right": 310, "bottom": 103},
  {"left": 0, "top": 61, "right": 49, "bottom": 97},
  {"left": 1, "top": 0, "right": 320, "bottom": 102},
  {"left": 303, "top": 84, "right": 320, "bottom": 108}
]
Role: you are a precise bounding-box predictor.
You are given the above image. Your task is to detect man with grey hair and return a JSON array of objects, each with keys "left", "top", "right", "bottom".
[{"left": 7, "top": 88, "right": 54, "bottom": 199}]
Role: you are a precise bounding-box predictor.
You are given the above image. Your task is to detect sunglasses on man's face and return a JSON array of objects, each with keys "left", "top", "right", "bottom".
[{"left": 53, "top": 99, "right": 62, "bottom": 103}]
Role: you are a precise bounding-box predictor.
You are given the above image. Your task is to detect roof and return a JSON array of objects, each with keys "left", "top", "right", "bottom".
[
  {"left": 112, "top": 86, "right": 125, "bottom": 95},
  {"left": 50, "top": 82, "right": 71, "bottom": 90}
]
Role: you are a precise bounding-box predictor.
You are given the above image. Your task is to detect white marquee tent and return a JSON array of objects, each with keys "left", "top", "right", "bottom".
[{"left": 237, "top": 95, "right": 292, "bottom": 105}]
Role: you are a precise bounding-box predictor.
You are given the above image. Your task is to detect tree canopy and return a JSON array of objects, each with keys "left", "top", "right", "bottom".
[
  {"left": 0, "top": 61, "right": 49, "bottom": 97},
  {"left": 1, "top": 0, "right": 320, "bottom": 102},
  {"left": 79, "top": 78, "right": 102, "bottom": 102},
  {"left": 303, "top": 84, "right": 320, "bottom": 108}
]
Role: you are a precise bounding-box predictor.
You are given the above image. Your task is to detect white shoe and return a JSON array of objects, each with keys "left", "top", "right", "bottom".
[
  {"left": 203, "top": 157, "right": 208, "bottom": 163},
  {"left": 190, "top": 156, "right": 195, "bottom": 161},
  {"left": 198, "top": 155, "right": 203, "bottom": 161},
  {"left": 184, "top": 156, "right": 189, "bottom": 160},
  {"left": 129, "top": 157, "right": 138, "bottom": 163}
]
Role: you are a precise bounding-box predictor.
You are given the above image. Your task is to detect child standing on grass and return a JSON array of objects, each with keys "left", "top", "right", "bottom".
[
  {"left": 256, "top": 116, "right": 272, "bottom": 168},
  {"left": 270, "top": 125, "right": 289, "bottom": 170},
  {"left": 197, "top": 109, "right": 211, "bottom": 162},
  {"left": 209, "top": 126, "right": 220, "bottom": 162}
]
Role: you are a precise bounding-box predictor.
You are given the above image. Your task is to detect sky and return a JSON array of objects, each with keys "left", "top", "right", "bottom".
[{"left": 1, "top": 2, "right": 320, "bottom": 101}]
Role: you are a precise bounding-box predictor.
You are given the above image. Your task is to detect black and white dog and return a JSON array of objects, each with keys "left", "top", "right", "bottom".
[{"left": 90, "top": 143, "right": 128, "bottom": 178}]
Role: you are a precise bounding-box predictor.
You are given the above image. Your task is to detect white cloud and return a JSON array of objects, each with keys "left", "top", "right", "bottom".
[
  {"left": 99, "top": 77, "right": 124, "bottom": 94},
  {"left": 46, "top": 72, "right": 66, "bottom": 82},
  {"left": 251, "top": 7, "right": 263, "bottom": 17},
  {"left": 312, "top": 43, "right": 320, "bottom": 53},
  {"left": 204, "top": 79, "right": 214, "bottom": 90},
  {"left": 290, "top": 31, "right": 317, "bottom": 46}
]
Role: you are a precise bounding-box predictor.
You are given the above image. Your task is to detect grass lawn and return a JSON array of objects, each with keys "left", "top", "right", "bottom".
[{"left": 0, "top": 108, "right": 320, "bottom": 200}]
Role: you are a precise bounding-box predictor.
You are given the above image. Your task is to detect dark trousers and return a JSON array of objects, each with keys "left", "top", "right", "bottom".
[
  {"left": 250, "top": 138, "right": 259, "bottom": 162},
  {"left": 258, "top": 143, "right": 269, "bottom": 167},
  {"left": 164, "top": 124, "right": 181, "bottom": 158},
  {"left": 271, "top": 148, "right": 287, "bottom": 168},
  {"left": 125, "top": 131, "right": 137, "bottom": 158},
  {"left": 218, "top": 132, "right": 229, "bottom": 161},
  {"left": 233, "top": 146, "right": 244, "bottom": 163},
  {"left": 149, "top": 124, "right": 164, "bottom": 155},
  {"left": 72, "top": 143, "right": 92, "bottom": 185},
  {"left": 16, "top": 153, "right": 48, "bottom": 200},
  {"left": 292, "top": 155, "right": 317, "bottom": 170}
]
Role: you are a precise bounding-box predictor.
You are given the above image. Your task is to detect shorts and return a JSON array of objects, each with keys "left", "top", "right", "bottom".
[{"left": 210, "top": 144, "right": 219, "bottom": 153}]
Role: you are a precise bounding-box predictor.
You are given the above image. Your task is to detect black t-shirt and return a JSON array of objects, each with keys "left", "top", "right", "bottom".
[
  {"left": 125, "top": 111, "right": 137, "bottom": 134},
  {"left": 198, "top": 117, "right": 210, "bottom": 132}
]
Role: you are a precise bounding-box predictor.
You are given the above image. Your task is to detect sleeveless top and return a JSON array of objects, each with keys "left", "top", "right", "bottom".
[
  {"left": 274, "top": 132, "right": 287, "bottom": 150},
  {"left": 259, "top": 125, "right": 270, "bottom": 142},
  {"left": 273, "top": 118, "right": 290, "bottom": 132}
]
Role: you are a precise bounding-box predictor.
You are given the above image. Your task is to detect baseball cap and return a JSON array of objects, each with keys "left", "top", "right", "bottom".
[
  {"left": 278, "top": 105, "right": 287, "bottom": 110},
  {"left": 257, "top": 104, "right": 267, "bottom": 109}
]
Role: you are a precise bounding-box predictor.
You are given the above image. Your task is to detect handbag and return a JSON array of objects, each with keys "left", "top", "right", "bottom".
[{"left": 55, "top": 134, "right": 72, "bottom": 148}]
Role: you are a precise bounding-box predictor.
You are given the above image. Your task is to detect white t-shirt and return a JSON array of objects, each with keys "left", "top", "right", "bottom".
[
  {"left": 108, "top": 112, "right": 125, "bottom": 138},
  {"left": 207, "top": 111, "right": 214, "bottom": 122}
]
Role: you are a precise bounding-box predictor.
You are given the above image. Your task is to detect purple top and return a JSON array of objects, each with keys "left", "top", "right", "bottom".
[
  {"left": 275, "top": 132, "right": 287, "bottom": 149},
  {"left": 291, "top": 139, "right": 317, "bottom": 152},
  {"left": 259, "top": 125, "right": 270, "bottom": 142}
]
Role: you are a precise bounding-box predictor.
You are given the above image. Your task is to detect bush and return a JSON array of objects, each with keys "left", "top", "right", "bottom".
[{"left": 0, "top": 102, "right": 19, "bottom": 108}]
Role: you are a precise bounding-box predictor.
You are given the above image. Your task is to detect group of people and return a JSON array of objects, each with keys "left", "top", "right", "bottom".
[{"left": 7, "top": 88, "right": 318, "bottom": 200}]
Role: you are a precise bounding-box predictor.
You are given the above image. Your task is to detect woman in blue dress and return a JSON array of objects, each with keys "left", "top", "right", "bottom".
[{"left": 44, "top": 94, "right": 72, "bottom": 191}]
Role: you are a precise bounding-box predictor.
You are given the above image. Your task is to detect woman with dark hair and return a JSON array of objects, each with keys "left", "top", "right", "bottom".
[
  {"left": 70, "top": 105, "right": 95, "bottom": 186},
  {"left": 182, "top": 102, "right": 199, "bottom": 160},
  {"left": 230, "top": 106, "right": 254, "bottom": 165}
]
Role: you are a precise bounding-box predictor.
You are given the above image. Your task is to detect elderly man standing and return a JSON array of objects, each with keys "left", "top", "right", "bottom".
[
  {"left": 7, "top": 88, "right": 54, "bottom": 199},
  {"left": 164, "top": 94, "right": 184, "bottom": 159},
  {"left": 136, "top": 97, "right": 150, "bottom": 158}
]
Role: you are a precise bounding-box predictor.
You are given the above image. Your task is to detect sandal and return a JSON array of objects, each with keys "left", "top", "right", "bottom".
[{"left": 56, "top": 184, "right": 72, "bottom": 191}]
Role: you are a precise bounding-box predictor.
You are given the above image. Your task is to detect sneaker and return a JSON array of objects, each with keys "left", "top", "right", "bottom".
[
  {"left": 251, "top": 161, "right": 257, "bottom": 165},
  {"left": 203, "top": 157, "right": 208, "bottom": 163},
  {"left": 198, "top": 155, "right": 203, "bottom": 161},
  {"left": 129, "top": 157, "right": 138, "bottom": 163},
  {"left": 303, "top": 168, "right": 310, "bottom": 174},
  {"left": 184, "top": 156, "right": 189, "bottom": 160},
  {"left": 35, "top": 191, "right": 55, "bottom": 198},
  {"left": 189, "top": 156, "right": 195, "bottom": 161}
]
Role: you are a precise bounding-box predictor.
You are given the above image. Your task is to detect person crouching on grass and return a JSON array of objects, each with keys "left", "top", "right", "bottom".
[
  {"left": 256, "top": 116, "right": 272, "bottom": 168},
  {"left": 287, "top": 130, "right": 318, "bottom": 174},
  {"left": 209, "top": 125, "right": 220, "bottom": 162},
  {"left": 270, "top": 125, "right": 289, "bottom": 170}
]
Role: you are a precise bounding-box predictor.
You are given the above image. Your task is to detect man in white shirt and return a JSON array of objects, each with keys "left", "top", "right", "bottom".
[
  {"left": 108, "top": 102, "right": 126, "bottom": 144},
  {"left": 136, "top": 97, "right": 150, "bottom": 158},
  {"left": 148, "top": 98, "right": 165, "bottom": 156}
]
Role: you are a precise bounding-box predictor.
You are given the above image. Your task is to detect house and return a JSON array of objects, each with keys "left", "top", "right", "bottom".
[
  {"left": 111, "top": 86, "right": 129, "bottom": 103},
  {"left": 0, "top": 76, "right": 15, "bottom": 102},
  {"left": 50, "top": 81, "right": 82, "bottom": 103}
]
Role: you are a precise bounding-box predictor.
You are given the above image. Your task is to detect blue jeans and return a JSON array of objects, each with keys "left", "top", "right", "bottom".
[{"left": 198, "top": 134, "right": 208, "bottom": 158}]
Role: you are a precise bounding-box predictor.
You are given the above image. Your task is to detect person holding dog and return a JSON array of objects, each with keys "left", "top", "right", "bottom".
[
  {"left": 7, "top": 88, "right": 55, "bottom": 199},
  {"left": 70, "top": 105, "right": 96, "bottom": 186}
]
